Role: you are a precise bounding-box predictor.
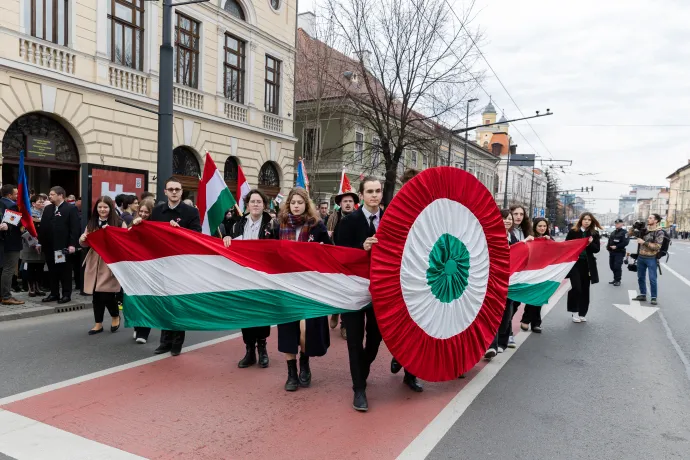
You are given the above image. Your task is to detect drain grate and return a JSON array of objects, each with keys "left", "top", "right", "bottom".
[{"left": 55, "top": 303, "right": 90, "bottom": 313}]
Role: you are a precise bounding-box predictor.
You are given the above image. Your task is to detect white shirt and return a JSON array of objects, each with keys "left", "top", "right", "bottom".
[
  {"left": 362, "top": 207, "right": 381, "bottom": 231},
  {"left": 243, "top": 215, "right": 262, "bottom": 241}
]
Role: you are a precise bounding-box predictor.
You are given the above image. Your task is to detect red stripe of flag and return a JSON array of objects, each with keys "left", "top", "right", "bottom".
[{"left": 510, "top": 238, "right": 589, "bottom": 276}]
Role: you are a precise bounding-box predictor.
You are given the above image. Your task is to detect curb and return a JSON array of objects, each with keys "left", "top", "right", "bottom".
[{"left": 0, "top": 301, "right": 92, "bottom": 322}]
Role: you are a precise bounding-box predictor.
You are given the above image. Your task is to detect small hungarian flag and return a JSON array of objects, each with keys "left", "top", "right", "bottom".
[
  {"left": 508, "top": 238, "right": 589, "bottom": 305},
  {"left": 198, "top": 152, "right": 236, "bottom": 236},
  {"left": 236, "top": 164, "right": 251, "bottom": 213}
]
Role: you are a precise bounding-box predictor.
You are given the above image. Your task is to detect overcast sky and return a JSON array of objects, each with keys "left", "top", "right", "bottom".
[{"left": 297, "top": 0, "right": 690, "bottom": 214}]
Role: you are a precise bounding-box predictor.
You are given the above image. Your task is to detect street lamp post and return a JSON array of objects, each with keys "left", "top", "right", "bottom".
[{"left": 462, "top": 98, "right": 479, "bottom": 171}]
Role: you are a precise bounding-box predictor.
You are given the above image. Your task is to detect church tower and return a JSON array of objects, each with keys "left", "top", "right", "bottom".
[{"left": 476, "top": 100, "right": 499, "bottom": 150}]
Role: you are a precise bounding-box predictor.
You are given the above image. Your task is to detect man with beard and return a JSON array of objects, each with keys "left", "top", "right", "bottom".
[
  {"left": 335, "top": 177, "right": 422, "bottom": 412},
  {"left": 327, "top": 190, "right": 359, "bottom": 339}
]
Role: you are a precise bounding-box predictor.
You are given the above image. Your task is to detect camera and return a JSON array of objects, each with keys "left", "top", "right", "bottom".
[{"left": 630, "top": 220, "right": 646, "bottom": 238}]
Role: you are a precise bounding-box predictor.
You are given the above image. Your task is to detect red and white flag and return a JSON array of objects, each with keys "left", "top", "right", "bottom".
[
  {"left": 338, "top": 168, "right": 354, "bottom": 195},
  {"left": 236, "top": 164, "right": 251, "bottom": 213}
]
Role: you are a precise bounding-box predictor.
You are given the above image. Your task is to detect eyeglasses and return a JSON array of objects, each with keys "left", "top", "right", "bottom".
[{"left": 166, "top": 188, "right": 182, "bottom": 192}]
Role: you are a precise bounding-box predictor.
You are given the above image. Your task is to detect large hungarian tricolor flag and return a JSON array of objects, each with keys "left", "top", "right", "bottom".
[
  {"left": 236, "top": 164, "right": 251, "bottom": 213},
  {"left": 198, "top": 152, "right": 236, "bottom": 236},
  {"left": 86, "top": 222, "right": 372, "bottom": 330},
  {"left": 508, "top": 238, "right": 589, "bottom": 305}
]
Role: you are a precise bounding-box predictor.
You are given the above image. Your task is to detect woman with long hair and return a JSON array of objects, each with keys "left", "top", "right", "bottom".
[
  {"left": 132, "top": 197, "right": 155, "bottom": 343},
  {"left": 79, "top": 196, "right": 127, "bottom": 335},
  {"left": 520, "top": 218, "right": 551, "bottom": 333},
  {"left": 566, "top": 212, "right": 601, "bottom": 323},
  {"left": 506, "top": 205, "right": 534, "bottom": 348},
  {"left": 485, "top": 209, "right": 520, "bottom": 360},
  {"left": 272, "top": 187, "right": 331, "bottom": 391}
]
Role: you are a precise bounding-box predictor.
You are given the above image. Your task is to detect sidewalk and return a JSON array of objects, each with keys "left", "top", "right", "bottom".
[{"left": 0, "top": 290, "right": 91, "bottom": 322}]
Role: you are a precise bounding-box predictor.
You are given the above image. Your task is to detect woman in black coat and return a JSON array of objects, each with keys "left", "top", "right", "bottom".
[
  {"left": 565, "top": 212, "right": 602, "bottom": 323},
  {"left": 221, "top": 189, "right": 274, "bottom": 369},
  {"left": 271, "top": 187, "right": 331, "bottom": 392}
]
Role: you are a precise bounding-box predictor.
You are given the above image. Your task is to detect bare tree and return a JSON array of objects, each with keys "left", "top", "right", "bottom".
[{"left": 323, "top": 0, "right": 483, "bottom": 204}]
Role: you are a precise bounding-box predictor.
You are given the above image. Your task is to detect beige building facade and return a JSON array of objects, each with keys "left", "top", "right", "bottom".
[{"left": 0, "top": 0, "right": 297, "bottom": 208}]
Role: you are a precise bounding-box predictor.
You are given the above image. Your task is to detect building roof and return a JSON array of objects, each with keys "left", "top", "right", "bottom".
[
  {"left": 489, "top": 132, "right": 510, "bottom": 155},
  {"left": 498, "top": 113, "right": 508, "bottom": 123},
  {"left": 483, "top": 101, "right": 497, "bottom": 115},
  {"left": 666, "top": 161, "right": 690, "bottom": 180}
]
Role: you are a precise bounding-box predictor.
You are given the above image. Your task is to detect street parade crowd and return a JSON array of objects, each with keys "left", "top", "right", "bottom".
[{"left": 0, "top": 168, "right": 667, "bottom": 413}]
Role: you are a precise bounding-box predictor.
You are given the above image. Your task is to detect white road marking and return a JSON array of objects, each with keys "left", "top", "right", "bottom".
[
  {"left": 613, "top": 290, "right": 659, "bottom": 323},
  {"left": 658, "top": 312, "right": 690, "bottom": 384},
  {"left": 0, "top": 410, "right": 146, "bottom": 459},
  {"left": 0, "top": 331, "right": 243, "bottom": 406},
  {"left": 663, "top": 263, "right": 690, "bottom": 288},
  {"left": 397, "top": 281, "right": 571, "bottom": 460}
]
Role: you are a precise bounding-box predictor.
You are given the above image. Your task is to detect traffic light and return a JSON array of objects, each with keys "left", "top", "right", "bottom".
[{"left": 581, "top": 187, "right": 584, "bottom": 192}]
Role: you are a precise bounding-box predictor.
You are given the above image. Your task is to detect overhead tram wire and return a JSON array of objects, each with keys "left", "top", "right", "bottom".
[
  {"left": 411, "top": 1, "right": 545, "bottom": 160},
  {"left": 442, "top": 0, "right": 555, "bottom": 160}
]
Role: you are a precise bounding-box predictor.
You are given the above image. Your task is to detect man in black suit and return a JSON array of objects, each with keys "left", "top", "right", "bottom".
[
  {"left": 335, "top": 177, "right": 422, "bottom": 412},
  {"left": 38, "top": 186, "right": 81, "bottom": 304},
  {"left": 132, "top": 177, "right": 201, "bottom": 356}
]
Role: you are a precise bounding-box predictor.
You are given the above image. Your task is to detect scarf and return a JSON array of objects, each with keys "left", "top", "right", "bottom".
[{"left": 279, "top": 214, "right": 316, "bottom": 242}]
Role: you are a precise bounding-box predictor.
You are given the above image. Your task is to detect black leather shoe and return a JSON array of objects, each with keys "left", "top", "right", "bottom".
[
  {"left": 154, "top": 345, "right": 172, "bottom": 355},
  {"left": 257, "top": 339, "right": 269, "bottom": 368},
  {"left": 353, "top": 390, "right": 368, "bottom": 412},
  {"left": 171, "top": 344, "right": 182, "bottom": 356},
  {"left": 285, "top": 359, "right": 299, "bottom": 391},
  {"left": 238, "top": 344, "right": 257, "bottom": 368},
  {"left": 110, "top": 316, "right": 121, "bottom": 333},
  {"left": 608, "top": 281, "right": 615, "bottom": 285},
  {"left": 403, "top": 375, "right": 424, "bottom": 392},
  {"left": 391, "top": 357, "right": 403, "bottom": 374},
  {"left": 57, "top": 296, "right": 71, "bottom": 304},
  {"left": 42, "top": 295, "right": 59, "bottom": 303},
  {"left": 298, "top": 352, "right": 311, "bottom": 387},
  {"left": 88, "top": 328, "right": 104, "bottom": 335}
]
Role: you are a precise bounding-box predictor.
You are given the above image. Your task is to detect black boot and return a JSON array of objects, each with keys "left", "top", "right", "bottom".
[
  {"left": 238, "top": 342, "right": 257, "bottom": 368},
  {"left": 285, "top": 359, "right": 299, "bottom": 391},
  {"left": 257, "top": 339, "right": 269, "bottom": 368},
  {"left": 298, "top": 352, "right": 311, "bottom": 387}
]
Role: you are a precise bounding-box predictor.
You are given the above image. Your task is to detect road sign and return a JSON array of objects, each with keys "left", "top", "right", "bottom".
[
  {"left": 613, "top": 290, "right": 658, "bottom": 322},
  {"left": 509, "top": 154, "right": 535, "bottom": 167}
]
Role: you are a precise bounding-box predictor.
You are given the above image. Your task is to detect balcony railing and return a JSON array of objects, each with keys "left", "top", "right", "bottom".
[
  {"left": 19, "top": 37, "right": 75, "bottom": 74},
  {"left": 173, "top": 85, "right": 204, "bottom": 111},
  {"left": 224, "top": 100, "right": 248, "bottom": 123},
  {"left": 108, "top": 64, "right": 148, "bottom": 96},
  {"left": 263, "top": 114, "right": 283, "bottom": 133}
]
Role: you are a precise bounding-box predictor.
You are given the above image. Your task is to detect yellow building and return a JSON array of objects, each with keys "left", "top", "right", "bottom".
[
  {"left": 0, "top": 0, "right": 296, "bottom": 207},
  {"left": 667, "top": 161, "right": 690, "bottom": 232}
]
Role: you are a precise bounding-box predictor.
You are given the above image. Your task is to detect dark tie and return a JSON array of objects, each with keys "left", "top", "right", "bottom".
[{"left": 368, "top": 215, "right": 376, "bottom": 237}]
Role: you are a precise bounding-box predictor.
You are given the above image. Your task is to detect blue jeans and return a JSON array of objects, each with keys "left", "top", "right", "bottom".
[{"left": 637, "top": 256, "right": 658, "bottom": 298}]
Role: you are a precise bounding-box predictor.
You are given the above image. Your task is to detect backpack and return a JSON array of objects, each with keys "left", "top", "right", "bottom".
[{"left": 656, "top": 229, "right": 671, "bottom": 261}]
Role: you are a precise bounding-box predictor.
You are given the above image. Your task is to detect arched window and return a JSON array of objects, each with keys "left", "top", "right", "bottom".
[
  {"left": 2, "top": 113, "right": 78, "bottom": 163},
  {"left": 224, "top": 0, "right": 246, "bottom": 20},
  {"left": 172, "top": 146, "right": 200, "bottom": 177},
  {"left": 258, "top": 162, "right": 280, "bottom": 187},
  {"left": 224, "top": 156, "right": 239, "bottom": 181}
]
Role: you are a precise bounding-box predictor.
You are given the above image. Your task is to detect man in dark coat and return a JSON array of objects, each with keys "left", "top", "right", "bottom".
[
  {"left": 607, "top": 219, "right": 628, "bottom": 286},
  {"left": 335, "top": 177, "right": 422, "bottom": 413},
  {"left": 0, "top": 185, "right": 25, "bottom": 305},
  {"left": 133, "top": 177, "right": 201, "bottom": 356},
  {"left": 38, "top": 186, "right": 81, "bottom": 303}
]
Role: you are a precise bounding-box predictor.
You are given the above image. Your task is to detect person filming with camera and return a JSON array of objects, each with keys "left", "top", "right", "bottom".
[{"left": 633, "top": 213, "right": 665, "bottom": 305}]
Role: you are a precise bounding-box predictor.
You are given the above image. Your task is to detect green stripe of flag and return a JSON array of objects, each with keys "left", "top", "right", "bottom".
[
  {"left": 207, "top": 187, "right": 236, "bottom": 235},
  {"left": 507, "top": 280, "right": 561, "bottom": 306}
]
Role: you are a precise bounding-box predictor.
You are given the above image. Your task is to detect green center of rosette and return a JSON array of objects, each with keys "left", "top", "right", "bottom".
[{"left": 426, "top": 233, "right": 471, "bottom": 303}]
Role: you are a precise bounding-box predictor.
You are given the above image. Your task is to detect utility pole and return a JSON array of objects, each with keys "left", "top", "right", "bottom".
[
  {"left": 462, "top": 98, "right": 478, "bottom": 170},
  {"left": 528, "top": 167, "right": 535, "bottom": 217}
]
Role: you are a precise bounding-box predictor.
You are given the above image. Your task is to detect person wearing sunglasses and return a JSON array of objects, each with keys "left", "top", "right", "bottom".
[{"left": 131, "top": 177, "right": 201, "bottom": 356}]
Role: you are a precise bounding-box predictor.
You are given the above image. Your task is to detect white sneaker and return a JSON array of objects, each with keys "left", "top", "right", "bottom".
[
  {"left": 572, "top": 314, "right": 581, "bottom": 323},
  {"left": 497, "top": 347, "right": 504, "bottom": 353},
  {"left": 133, "top": 331, "right": 137, "bottom": 340},
  {"left": 484, "top": 348, "right": 497, "bottom": 360},
  {"left": 136, "top": 337, "right": 147, "bottom": 344},
  {"left": 579, "top": 316, "right": 587, "bottom": 322},
  {"left": 507, "top": 336, "right": 517, "bottom": 348}
]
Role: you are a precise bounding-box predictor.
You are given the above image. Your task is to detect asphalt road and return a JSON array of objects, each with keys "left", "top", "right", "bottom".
[
  {"left": 0, "top": 310, "right": 234, "bottom": 399},
  {"left": 429, "top": 238, "right": 690, "bottom": 459}
]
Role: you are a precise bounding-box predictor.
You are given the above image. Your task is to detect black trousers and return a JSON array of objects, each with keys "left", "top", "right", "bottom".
[
  {"left": 609, "top": 252, "right": 624, "bottom": 283},
  {"left": 160, "top": 330, "right": 185, "bottom": 347},
  {"left": 342, "top": 308, "right": 382, "bottom": 391},
  {"left": 46, "top": 254, "right": 73, "bottom": 297},
  {"left": 241, "top": 326, "right": 271, "bottom": 345},
  {"left": 93, "top": 292, "right": 119, "bottom": 323},
  {"left": 71, "top": 252, "right": 83, "bottom": 291},
  {"left": 135, "top": 327, "right": 151, "bottom": 340},
  {"left": 521, "top": 305, "right": 542, "bottom": 328},
  {"left": 25, "top": 262, "right": 43, "bottom": 283},
  {"left": 491, "top": 299, "right": 514, "bottom": 350},
  {"left": 567, "top": 259, "right": 591, "bottom": 316}
]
